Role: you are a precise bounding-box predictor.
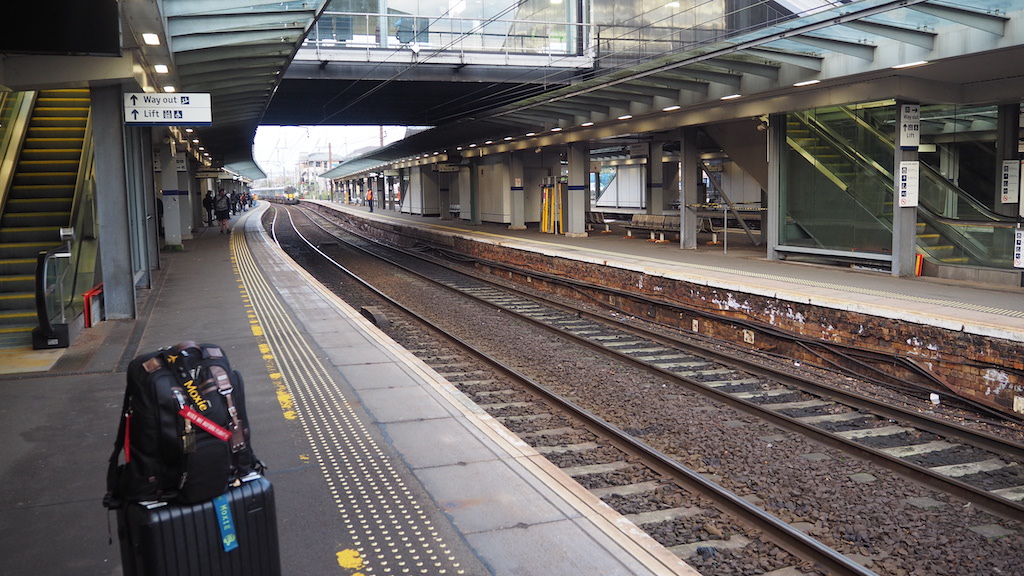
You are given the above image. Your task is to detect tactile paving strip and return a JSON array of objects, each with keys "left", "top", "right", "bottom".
[{"left": 231, "top": 229, "right": 467, "bottom": 575}]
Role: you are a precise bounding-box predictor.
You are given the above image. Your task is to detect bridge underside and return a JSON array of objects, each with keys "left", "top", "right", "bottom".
[{"left": 263, "top": 61, "right": 580, "bottom": 127}]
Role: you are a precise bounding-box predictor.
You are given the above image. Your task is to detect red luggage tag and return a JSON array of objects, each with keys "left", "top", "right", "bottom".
[{"left": 178, "top": 406, "right": 231, "bottom": 442}]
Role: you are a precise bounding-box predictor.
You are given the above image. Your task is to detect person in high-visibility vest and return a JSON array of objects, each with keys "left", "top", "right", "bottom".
[{"left": 367, "top": 189, "right": 374, "bottom": 212}]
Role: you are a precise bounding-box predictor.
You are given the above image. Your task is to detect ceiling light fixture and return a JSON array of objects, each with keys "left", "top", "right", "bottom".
[
  {"left": 142, "top": 33, "right": 161, "bottom": 46},
  {"left": 721, "top": 94, "right": 741, "bottom": 100},
  {"left": 662, "top": 105, "right": 681, "bottom": 112},
  {"left": 581, "top": 121, "right": 594, "bottom": 127},
  {"left": 892, "top": 60, "right": 928, "bottom": 69},
  {"left": 617, "top": 114, "right": 633, "bottom": 120},
  {"left": 163, "top": 86, "right": 176, "bottom": 93},
  {"left": 793, "top": 79, "right": 820, "bottom": 87},
  {"left": 154, "top": 64, "right": 169, "bottom": 74}
]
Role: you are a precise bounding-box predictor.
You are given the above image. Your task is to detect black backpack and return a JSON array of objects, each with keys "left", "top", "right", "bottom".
[{"left": 105, "top": 342, "right": 261, "bottom": 508}]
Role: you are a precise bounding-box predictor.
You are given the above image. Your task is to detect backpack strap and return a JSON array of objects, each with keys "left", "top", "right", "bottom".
[
  {"left": 104, "top": 354, "right": 165, "bottom": 509},
  {"left": 202, "top": 346, "right": 246, "bottom": 452}
]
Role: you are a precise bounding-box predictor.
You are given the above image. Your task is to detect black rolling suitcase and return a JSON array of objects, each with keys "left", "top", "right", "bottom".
[
  {"left": 117, "top": 473, "right": 280, "bottom": 576},
  {"left": 106, "top": 342, "right": 279, "bottom": 576}
]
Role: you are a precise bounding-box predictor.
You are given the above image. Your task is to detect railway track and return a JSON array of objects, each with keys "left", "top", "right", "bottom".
[{"left": 264, "top": 202, "right": 1024, "bottom": 576}]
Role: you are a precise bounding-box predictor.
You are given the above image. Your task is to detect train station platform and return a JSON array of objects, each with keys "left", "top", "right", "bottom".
[
  {"left": 305, "top": 200, "right": 1024, "bottom": 421},
  {"left": 0, "top": 203, "right": 697, "bottom": 576},
  {"left": 317, "top": 201, "right": 1024, "bottom": 341}
]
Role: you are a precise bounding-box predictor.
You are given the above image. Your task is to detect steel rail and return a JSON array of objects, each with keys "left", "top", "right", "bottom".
[{"left": 277, "top": 202, "right": 882, "bottom": 576}]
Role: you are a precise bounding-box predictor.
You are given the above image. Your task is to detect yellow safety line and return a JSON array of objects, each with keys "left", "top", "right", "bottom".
[{"left": 229, "top": 217, "right": 466, "bottom": 576}]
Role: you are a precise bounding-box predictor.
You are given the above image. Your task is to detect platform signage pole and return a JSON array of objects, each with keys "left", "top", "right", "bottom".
[{"left": 893, "top": 102, "right": 920, "bottom": 277}]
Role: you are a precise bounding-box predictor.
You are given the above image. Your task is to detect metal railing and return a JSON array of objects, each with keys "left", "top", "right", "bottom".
[
  {"left": 306, "top": 12, "right": 591, "bottom": 60},
  {"left": 31, "top": 243, "right": 72, "bottom": 348}
]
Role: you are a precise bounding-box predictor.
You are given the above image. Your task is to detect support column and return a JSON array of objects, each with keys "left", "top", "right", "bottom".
[
  {"left": 892, "top": 102, "right": 920, "bottom": 277},
  {"left": 766, "top": 114, "right": 783, "bottom": 260},
  {"left": 92, "top": 85, "right": 137, "bottom": 320},
  {"left": 566, "top": 141, "right": 589, "bottom": 237},
  {"left": 469, "top": 160, "right": 481, "bottom": 225},
  {"left": 647, "top": 140, "right": 664, "bottom": 215},
  {"left": 680, "top": 128, "right": 699, "bottom": 250},
  {"left": 996, "top": 103, "right": 1020, "bottom": 217},
  {"left": 509, "top": 151, "right": 526, "bottom": 230}
]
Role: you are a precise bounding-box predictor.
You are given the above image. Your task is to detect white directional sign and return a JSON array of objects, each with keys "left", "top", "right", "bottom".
[
  {"left": 898, "top": 160, "right": 920, "bottom": 207},
  {"left": 123, "top": 93, "right": 212, "bottom": 126}
]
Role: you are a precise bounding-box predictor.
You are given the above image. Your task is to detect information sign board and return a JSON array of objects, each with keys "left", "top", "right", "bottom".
[
  {"left": 1001, "top": 160, "right": 1021, "bottom": 204},
  {"left": 898, "top": 161, "right": 919, "bottom": 207},
  {"left": 123, "top": 93, "right": 212, "bottom": 126},
  {"left": 900, "top": 104, "right": 920, "bottom": 149},
  {"left": 1014, "top": 229, "right": 1024, "bottom": 269}
]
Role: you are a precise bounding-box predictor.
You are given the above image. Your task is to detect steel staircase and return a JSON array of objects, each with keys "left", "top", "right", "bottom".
[{"left": 0, "top": 89, "right": 88, "bottom": 348}]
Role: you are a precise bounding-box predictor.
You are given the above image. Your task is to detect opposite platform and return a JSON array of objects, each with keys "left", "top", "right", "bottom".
[{"left": 306, "top": 200, "right": 1024, "bottom": 419}]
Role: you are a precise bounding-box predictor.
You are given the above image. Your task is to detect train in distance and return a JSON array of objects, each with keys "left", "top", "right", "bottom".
[{"left": 252, "top": 185, "right": 299, "bottom": 205}]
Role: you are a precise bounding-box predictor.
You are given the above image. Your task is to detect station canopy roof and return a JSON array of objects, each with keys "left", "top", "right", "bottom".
[
  {"left": 153, "top": 1, "right": 1023, "bottom": 180},
  {"left": 318, "top": 0, "right": 1024, "bottom": 179}
]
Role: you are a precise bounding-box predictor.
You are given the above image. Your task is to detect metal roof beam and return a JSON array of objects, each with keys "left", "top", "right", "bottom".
[
  {"left": 787, "top": 34, "right": 875, "bottom": 61},
  {"left": 171, "top": 30, "right": 306, "bottom": 52},
  {"left": 163, "top": 0, "right": 302, "bottom": 18},
  {"left": 841, "top": 19, "right": 936, "bottom": 50},
  {"left": 662, "top": 68, "right": 741, "bottom": 90},
  {"left": 908, "top": 2, "right": 1007, "bottom": 36},
  {"left": 177, "top": 57, "right": 287, "bottom": 76},
  {"left": 614, "top": 82, "right": 679, "bottom": 99},
  {"left": 638, "top": 76, "right": 709, "bottom": 94},
  {"left": 705, "top": 57, "right": 779, "bottom": 80},
  {"left": 175, "top": 45, "right": 294, "bottom": 65},
  {"left": 590, "top": 87, "right": 654, "bottom": 105},
  {"left": 744, "top": 48, "right": 822, "bottom": 72},
  {"left": 545, "top": 101, "right": 608, "bottom": 115},
  {"left": 572, "top": 94, "right": 631, "bottom": 109},
  {"left": 506, "top": 108, "right": 576, "bottom": 122},
  {"left": 168, "top": 13, "right": 313, "bottom": 37}
]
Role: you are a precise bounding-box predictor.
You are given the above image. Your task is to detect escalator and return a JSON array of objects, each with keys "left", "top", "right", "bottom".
[
  {"left": 0, "top": 89, "right": 88, "bottom": 348},
  {"left": 784, "top": 105, "right": 1015, "bottom": 269}
]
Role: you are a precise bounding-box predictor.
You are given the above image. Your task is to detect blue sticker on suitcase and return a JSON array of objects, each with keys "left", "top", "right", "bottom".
[{"left": 214, "top": 494, "right": 239, "bottom": 551}]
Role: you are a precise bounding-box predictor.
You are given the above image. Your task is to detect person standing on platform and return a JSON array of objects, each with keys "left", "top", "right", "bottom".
[
  {"left": 203, "top": 190, "right": 215, "bottom": 226},
  {"left": 367, "top": 189, "right": 374, "bottom": 212},
  {"left": 214, "top": 188, "right": 232, "bottom": 234},
  {"left": 230, "top": 190, "right": 240, "bottom": 215}
]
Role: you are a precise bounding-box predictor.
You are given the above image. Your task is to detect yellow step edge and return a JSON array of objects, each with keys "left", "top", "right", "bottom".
[
  {"left": 8, "top": 196, "right": 71, "bottom": 200},
  {"left": 0, "top": 275, "right": 35, "bottom": 282},
  {"left": 0, "top": 227, "right": 61, "bottom": 232},
  {"left": 0, "top": 293, "right": 33, "bottom": 300},
  {"left": 12, "top": 171, "right": 78, "bottom": 176}
]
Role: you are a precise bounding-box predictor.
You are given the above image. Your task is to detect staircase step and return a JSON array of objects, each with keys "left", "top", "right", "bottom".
[
  {"left": 27, "top": 127, "right": 86, "bottom": 139},
  {"left": 0, "top": 308, "right": 36, "bottom": 323},
  {"left": 6, "top": 198, "right": 73, "bottom": 212},
  {"left": 8, "top": 184, "right": 75, "bottom": 199},
  {"left": 19, "top": 148, "right": 83, "bottom": 162},
  {"left": 0, "top": 291, "right": 33, "bottom": 311},
  {"left": 0, "top": 227, "right": 64, "bottom": 243},
  {"left": 1, "top": 212, "right": 72, "bottom": 228},
  {"left": 0, "top": 275, "right": 35, "bottom": 293},
  {"left": 0, "top": 257, "right": 37, "bottom": 270}
]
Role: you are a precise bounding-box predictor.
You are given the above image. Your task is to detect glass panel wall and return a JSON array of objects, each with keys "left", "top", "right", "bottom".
[
  {"left": 779, "top": 100, "right": 1018, "bottom": 268},
  {"left": 316, "top": 0, "right": 580, "bottom": 54}
]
